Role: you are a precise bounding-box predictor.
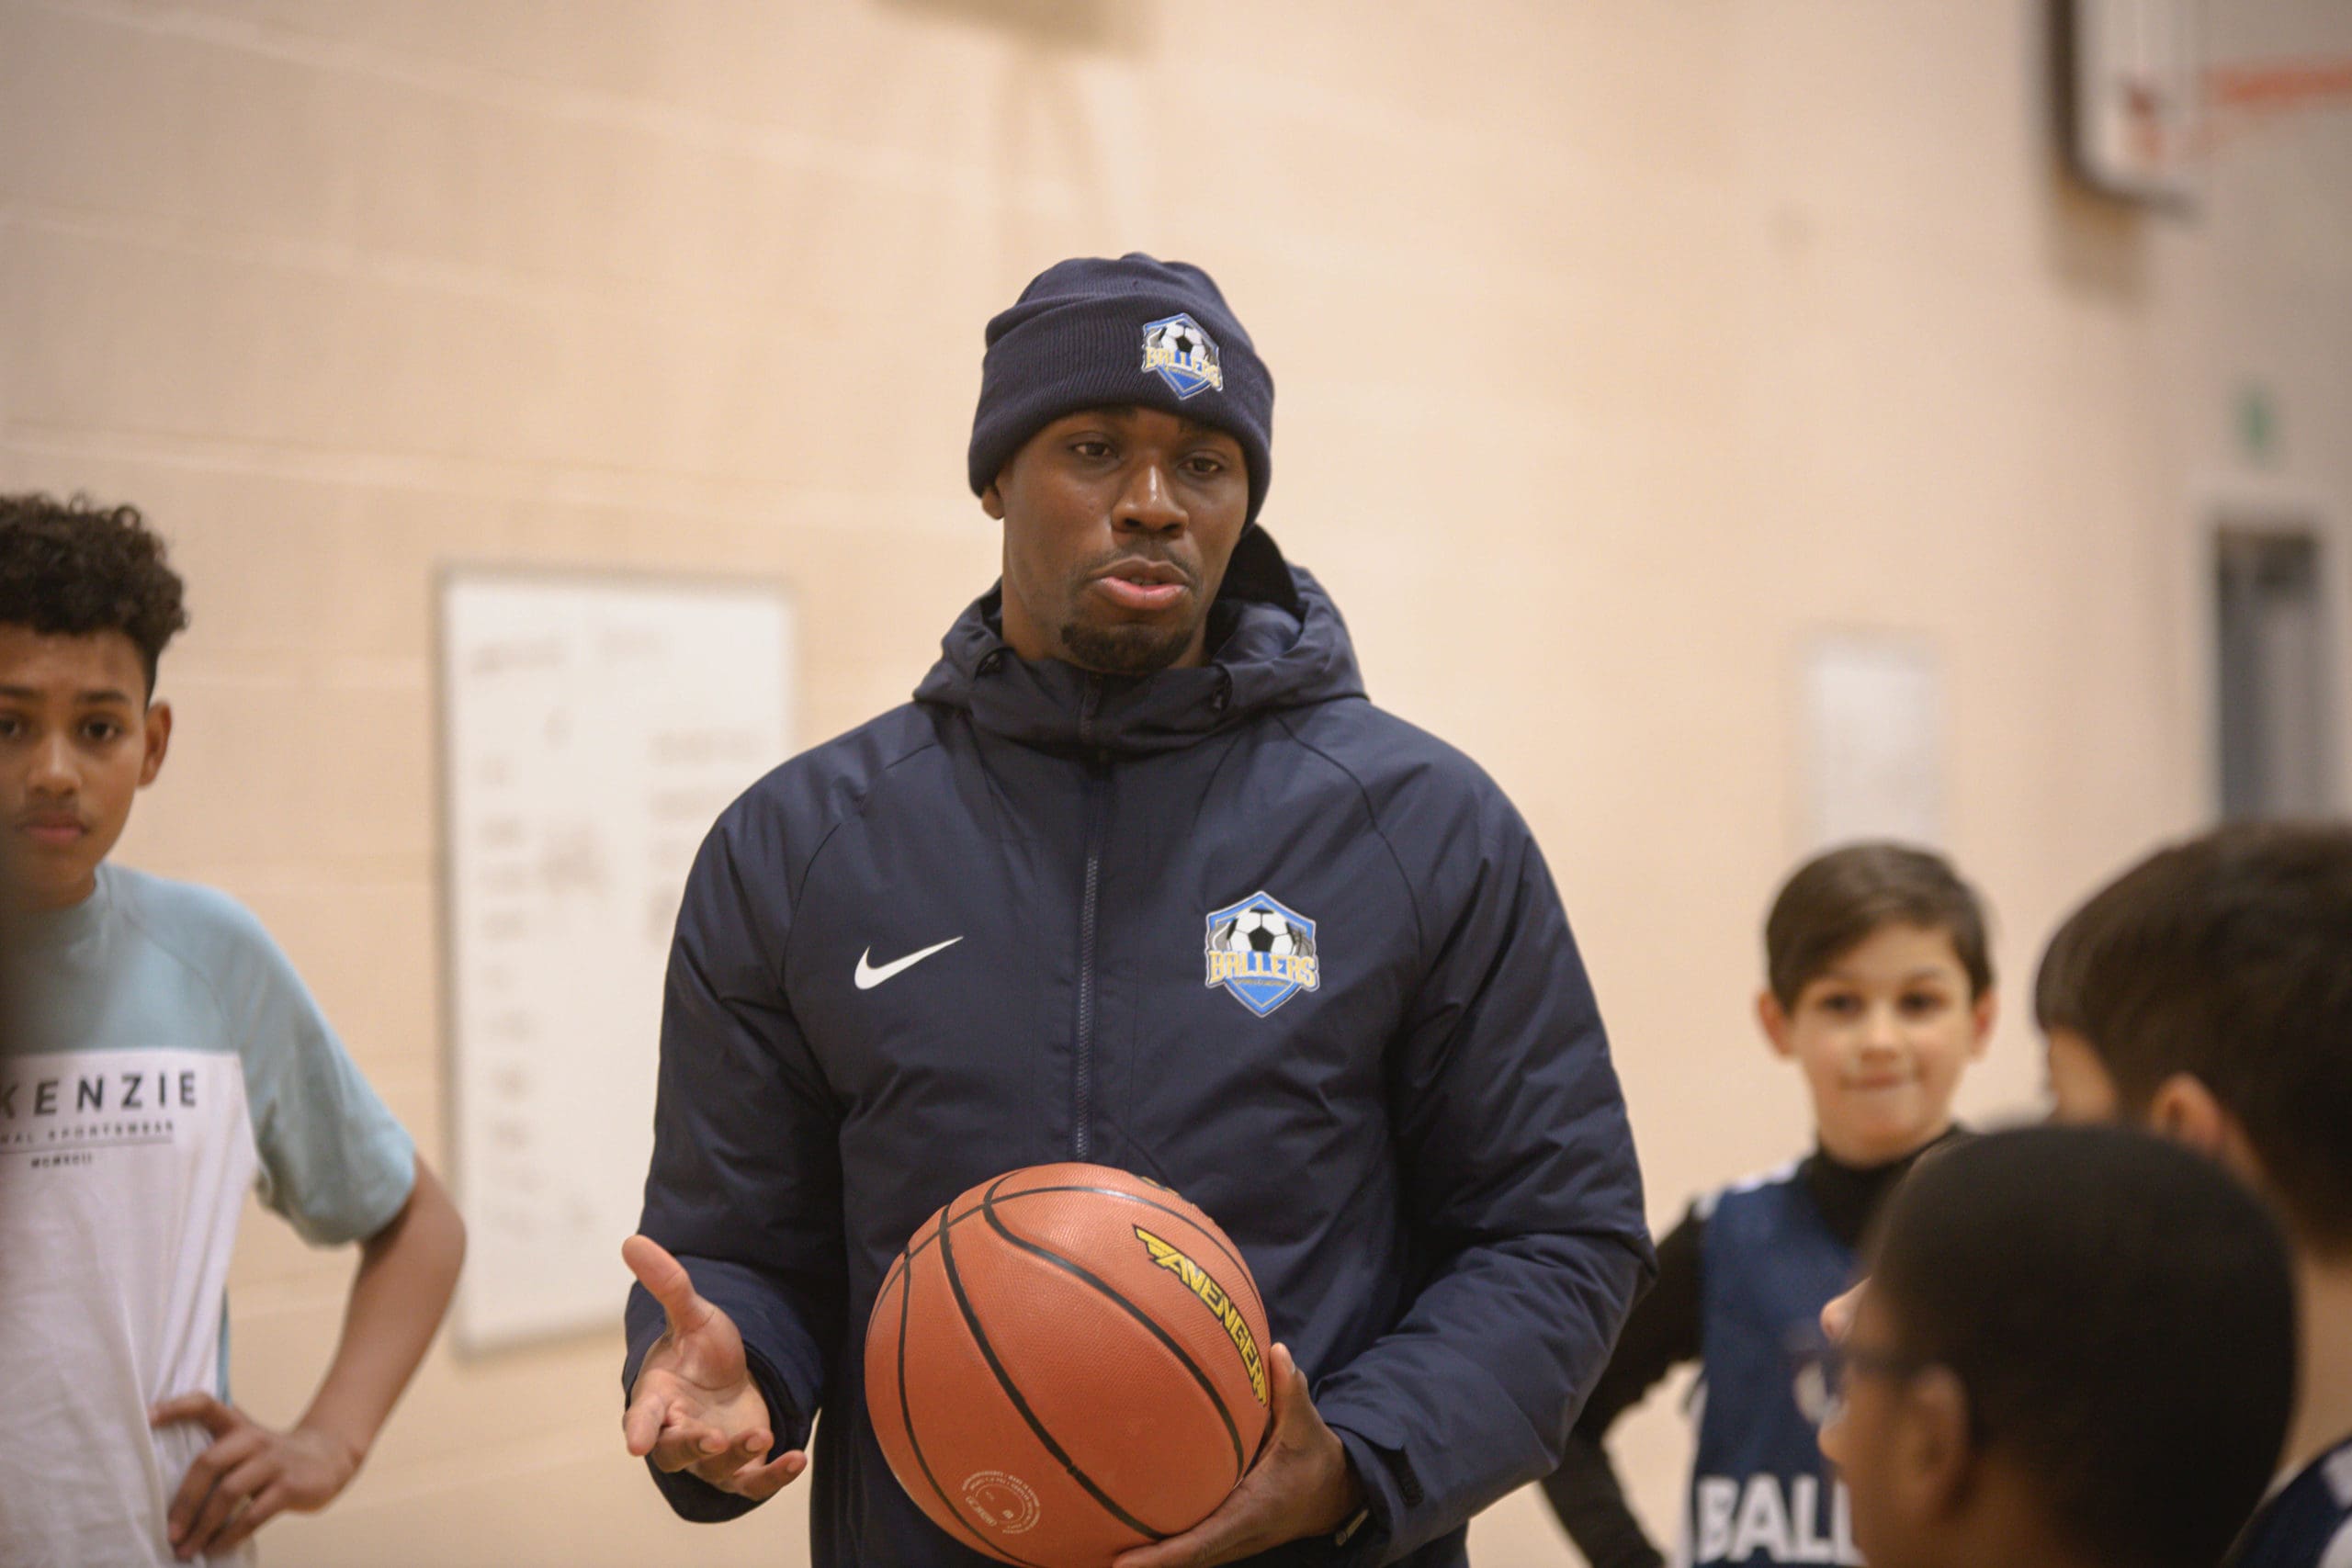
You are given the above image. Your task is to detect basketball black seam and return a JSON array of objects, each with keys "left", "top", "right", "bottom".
[
  {"left": 891, "top": 1188, "right": 1270, "bottom": 1378},
  {"left": 937, "top": 1196, "right": 1170, "bottom": 1543},
  {"left": 907, "top": 1184, "right": 1267, "bottom": 1328},
  {"left": 978, "top": 1173, "right": 1249, "bottom": 1486},
  {"left": 1007, "top": 1184, "right": 1264, "bottom": 1322},
  {"left": 889, "top": 1256, "right": 1051, "bottom": 1568},
  {"left": 1004, "top": 1183, "right": 1269, "bottom": 1326}
]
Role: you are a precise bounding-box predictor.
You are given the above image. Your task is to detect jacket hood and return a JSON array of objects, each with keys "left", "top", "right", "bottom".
[{"left": 914, "top": 526, "right": 1365, "bottom": 756}]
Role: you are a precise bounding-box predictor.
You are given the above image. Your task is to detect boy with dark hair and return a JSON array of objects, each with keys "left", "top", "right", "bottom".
[
  {"left": 1820, "top": 1123, "right": 2297, "bottom": 1568},
  {"left": 0, "top": 493, "right": 465, "bottom": 1565},
  {"left": 1545, "top": 841, "right": 1995, "bottom": 1566},
  {"left": 2035, "top": 823, "right": 2352, "bottom": 1568}
]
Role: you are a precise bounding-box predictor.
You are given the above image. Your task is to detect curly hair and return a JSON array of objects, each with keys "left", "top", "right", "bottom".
[{"left": 0, "top": 492, "right": 189, "bottom": 693}]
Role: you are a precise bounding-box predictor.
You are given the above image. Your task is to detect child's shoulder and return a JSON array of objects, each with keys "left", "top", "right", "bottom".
[
  {"left": 1692, "top": 1157, "right": 1804, "bottom": 1222},
  {"left": 102, "top": 864, "right": 290, "bottom": 992}
]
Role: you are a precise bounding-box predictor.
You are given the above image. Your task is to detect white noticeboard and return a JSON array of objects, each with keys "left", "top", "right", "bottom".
[
  {"left": 438, "top": 570, "right": 794, "bottom": 1352},
  {"left": 1802, "top": 634, "right": 1945, "bottom": 852}
]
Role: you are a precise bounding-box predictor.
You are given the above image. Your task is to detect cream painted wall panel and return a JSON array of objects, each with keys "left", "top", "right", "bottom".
[
  {"left": 233, "top": 880, "right": 441, "bottom": 1075},
  {"left": 0, "top": 12, "right": 366, "bottom": 246},
  {"left": 1227, "top": 0, "right": 1739, "bottom": 188},
  {"left": 109, "top": 673, "right": 431, "bottom": 887}
]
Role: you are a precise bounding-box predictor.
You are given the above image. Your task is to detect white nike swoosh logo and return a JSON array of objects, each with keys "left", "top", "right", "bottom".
[{"left": 854, "top": 936, "right": 964, "bottom": 990}]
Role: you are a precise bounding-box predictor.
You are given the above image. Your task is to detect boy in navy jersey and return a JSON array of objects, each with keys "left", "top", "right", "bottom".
[
  {"left": 2034, "top": 825, "right": 2352, "bottom": 1568},
  {"left": 1544, "top": 843, "right": 1995, "bottom": 1567},
  {"left": 1820, "top": 1124, "right": 2295, "bottom": 1568}
]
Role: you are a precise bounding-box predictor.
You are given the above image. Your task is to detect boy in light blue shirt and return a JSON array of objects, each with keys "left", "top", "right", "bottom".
[{"left": 0, "top": 493, "right": 465, "bottom": 1565}]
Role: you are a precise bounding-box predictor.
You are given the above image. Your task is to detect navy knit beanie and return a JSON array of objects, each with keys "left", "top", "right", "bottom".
[{"left": 968, "top": 254, "right": 1274, "bottom": 525}]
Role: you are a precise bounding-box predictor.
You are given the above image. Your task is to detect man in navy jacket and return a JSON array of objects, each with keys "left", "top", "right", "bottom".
[{"left": 621, "top": 254, "right": 1653, "bottom": 1566}]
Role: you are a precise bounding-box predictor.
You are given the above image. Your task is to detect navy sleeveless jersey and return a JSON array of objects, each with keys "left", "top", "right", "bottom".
[
  {"left": 1689, "top": 1168, "right": 1861, "bottom": 1566},
  {"left": 2232, "top": 1437, "right": 2352, "bottom": 1568}
]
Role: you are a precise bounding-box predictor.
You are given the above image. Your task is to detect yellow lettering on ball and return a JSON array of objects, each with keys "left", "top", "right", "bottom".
[{"left": 1135, "top": 1226, "right": 1268, "bottom": 1404}]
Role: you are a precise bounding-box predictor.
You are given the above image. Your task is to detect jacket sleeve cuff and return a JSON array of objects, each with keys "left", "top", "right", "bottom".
[
  {"left": 623, "top": 1325, "right": 810, "bottom": 1523},
  {"left": 1327, "top": 1423, "right": 1409, "bottom": 1566}
]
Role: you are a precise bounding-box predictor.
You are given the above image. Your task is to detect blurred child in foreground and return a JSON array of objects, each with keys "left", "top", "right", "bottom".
[
  {"left": 1822, "top": 1122, "right": 2294, "bottom": 1568},
  {"left": 2033, "top": 823, "right": 2352, "bottom": 1568}
]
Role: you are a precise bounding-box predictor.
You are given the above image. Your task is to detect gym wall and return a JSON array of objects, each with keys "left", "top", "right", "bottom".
[{"left": 4, "top": 2, "right": 2348, "bottom": 1562}]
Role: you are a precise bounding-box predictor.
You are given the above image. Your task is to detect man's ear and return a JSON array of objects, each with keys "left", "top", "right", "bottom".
[
  {"left": 2147, "top": 1072, "right": 2267, "bottom": 1189},
  {"left": 1895, "top": 1366, "right": 1974, "bottom": 1519},
  {"left": 139, "top": 700, "right": 172, "bottom": 788},
  {"left": 1758, "top": 989, "right": 1795, "bottom": 1059},
  {"left": 980, "top": 479, "right": 1007, "bottom": 521}
]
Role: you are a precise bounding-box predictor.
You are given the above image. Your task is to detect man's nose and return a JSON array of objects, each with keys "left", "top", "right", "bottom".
[
  {"left": 1114, "top": 461, "right": 1186, "bottom": 533},
  {"left": 27, "top": 732, "right": 79, "bottom": 795}
]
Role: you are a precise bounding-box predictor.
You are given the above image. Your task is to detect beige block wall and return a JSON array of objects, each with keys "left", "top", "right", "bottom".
[{"left": 4, "top": 2, "right": 2346, "bottom": 1563}]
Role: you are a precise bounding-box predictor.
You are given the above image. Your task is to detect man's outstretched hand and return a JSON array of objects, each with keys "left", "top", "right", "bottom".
[
  {"left": 1111, "top": 1342, "right": 1365, "bottom": 1568},
  {"left": 621, "top": 1235, "right": 807, "bottom": 1502}
]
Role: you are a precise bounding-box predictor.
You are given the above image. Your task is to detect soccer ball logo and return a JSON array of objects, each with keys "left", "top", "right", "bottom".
[
  {"left": 1203, "top": 891, "right": 1320, "bottom": 1017},
  {"left": 1212, "top": 908, "right": 1307, "bottom": 959},
  {"left": 1140, "top": 312, "right": 1224, "bottom": 399}
]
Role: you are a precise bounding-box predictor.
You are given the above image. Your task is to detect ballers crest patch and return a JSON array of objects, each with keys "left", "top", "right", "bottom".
[
  {"left": 1141, "top": 312, "right": 1224, "bottom": 399},
  {"left": 1204, "top": 891, "right": 1320, "bottom": 1016}
]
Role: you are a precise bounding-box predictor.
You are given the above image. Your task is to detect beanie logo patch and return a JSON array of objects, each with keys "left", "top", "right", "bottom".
[{"left": 1140, "top": 313, "right": 1224, "bottom": 400}]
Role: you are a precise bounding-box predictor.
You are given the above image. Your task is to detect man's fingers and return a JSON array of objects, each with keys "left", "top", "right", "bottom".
[
  {"left": 674, "top": 1425, "right": 776, "bottom": 1481},
  {"left": 150, "top": 1392, "right": 238, "bottom": 1438},
  {"left": 647, "top": 1410, "right": 770, "bottom": 1473},
  {"left": 717, "top": 1448, "right": 808, "bottom": 1502},
  {"left": 1114, "top": 1342, "right": 1351, "bottom": 1568},
  {"left": 211, "top": 1482, "right": 289, "bottom": 1553},
  {"left": 1113, "top": 1355, "right": 1302, "bottom": 1568},
  {"left": 647, "top": 1415, "right": 729, "bottom": 1473},
  {"left": 1267, "top": 1342, "right": 1307, "bottom": 1431},
  {"left": 621, "top": 1234, "right": 711, "bottom": 1336},
  {"left": 720, "top": 1426, "right": 775, "bottom": 1460},
  {"left": 621, "top": 1389, "right": 673, "bottom": 1458},
  {"left": 1113, "top": 1456, "right": 1275, "bottom": 1568},
  {"left": 1114, "top": 1518, "right": 1249, "bottom": 1568}
]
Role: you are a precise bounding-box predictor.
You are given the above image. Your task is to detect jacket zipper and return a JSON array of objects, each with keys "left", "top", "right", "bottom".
[{"left": 1073, "top": 680, "right": 1106, "bottom": 1162}]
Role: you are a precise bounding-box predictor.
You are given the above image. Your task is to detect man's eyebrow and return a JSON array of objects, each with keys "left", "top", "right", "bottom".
[{"left": 0, "top": 684, "right": 137, "bottom": 705}]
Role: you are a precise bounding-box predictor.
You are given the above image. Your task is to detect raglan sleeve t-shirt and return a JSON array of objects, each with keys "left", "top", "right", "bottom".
[{"left": 0, "top": 863, "right": 415, "bottom": 1568}]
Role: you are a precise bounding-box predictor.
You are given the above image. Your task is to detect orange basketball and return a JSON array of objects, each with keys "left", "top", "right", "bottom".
[{"left": 865, "top": 1162, "right": 1274, "bottom": 1567}]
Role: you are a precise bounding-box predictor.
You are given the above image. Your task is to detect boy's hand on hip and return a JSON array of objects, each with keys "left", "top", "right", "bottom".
[
  {"left": 150, "top": 1393, "right": 358, "bottom": 1559},
  {"left": 1110, "top": 1342, "right": 1365, "bottom": 1568},
  {"left": 621, "top": 1234, "right": 807, "bottom": 1501}
]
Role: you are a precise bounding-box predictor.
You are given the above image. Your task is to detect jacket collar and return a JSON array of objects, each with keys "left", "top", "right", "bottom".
[{"left": 914, "top": 527, "right": 1365, "bottom": 757}]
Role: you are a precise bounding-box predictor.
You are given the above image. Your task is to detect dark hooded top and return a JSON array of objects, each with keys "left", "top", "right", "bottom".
[{"left": 625, "top": 528, "right": 1654, "bottom": 1566}]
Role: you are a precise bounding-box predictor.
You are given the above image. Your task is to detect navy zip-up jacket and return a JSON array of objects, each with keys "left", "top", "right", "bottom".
[{"left": 626, "top": 528, "right": 1654, "bottom": 1565}]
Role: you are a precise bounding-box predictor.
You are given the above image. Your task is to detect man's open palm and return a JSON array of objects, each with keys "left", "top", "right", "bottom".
[{"left": 621, "top": 1235, "right": 807, "bottom": 1501}]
